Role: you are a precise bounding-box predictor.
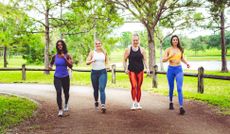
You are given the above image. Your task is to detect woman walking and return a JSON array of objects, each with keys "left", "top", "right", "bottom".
[
  {"left": 86, "top": 39, "right": 108, "bottom": 113},
  {"left": 123, "top": 33, "right": 150, "bottom": 110},
  {"left": 162, "top": 35, "right": 190, "bottom": 115},
  {"left": 49, "top": 40, "right": 73, "bottom": 117}
]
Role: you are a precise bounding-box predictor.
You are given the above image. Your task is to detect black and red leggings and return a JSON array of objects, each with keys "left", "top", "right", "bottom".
[{"left": 128, "top": 71, "right": 144, "bottom": 102}]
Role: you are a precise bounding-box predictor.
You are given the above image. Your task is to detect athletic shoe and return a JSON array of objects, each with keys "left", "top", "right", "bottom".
[
  {"left": 130, "top": 102, "right": 137, "bottom": 110},
  {"left": 136, "top": 103, "right": 142, "bottom": 110},
  {"left": 58, "top": 110, "right": 63, "bottom": 117},
  {"left": 169, "top": 102, "right": 174, "bottom": 110},
  {"left": 95, "top": 102, "right": 99, "bottom": 111},
  {"left": 179, "top": 107, "right": 186, "bottom": 115},
  {"left": 101, "top": 104, "right": 106, "bottom": 113},
  {"left": 64, "top": 104, "right": 69, "bottom": 112}
]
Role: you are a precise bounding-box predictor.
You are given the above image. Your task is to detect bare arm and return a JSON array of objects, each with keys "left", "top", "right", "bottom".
[
  {"left": 49, "top": 55, "right": 55, "bottom": 70},
  {"left": 123, "top": 48, "right": 129, "bottom": 73},
  {"left": 141, "top": 48, "right": 150, "bottom": 74},
  {"left": 86, "top": 51, "right": 94, "bottom": 65},
  {"left": 105, "top": 52, "right": 108, "bottom": 65},
  {"left": 181, "top": 55, "right": 190, "bottom": 68},
  {"left": 65, "top": 54, "right": 73, "bottom": 69}
]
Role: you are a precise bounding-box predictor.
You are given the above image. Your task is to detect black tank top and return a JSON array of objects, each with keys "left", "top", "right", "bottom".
[{"left": 128, "top": 47, "right": 144, "bottom": 73}]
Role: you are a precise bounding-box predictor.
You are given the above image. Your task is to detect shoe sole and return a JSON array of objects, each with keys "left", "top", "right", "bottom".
[
  {"left": 180, "top": 111, "right": 185, "bottom": 115},
  {"left": 58, "top": 114, "right": 63, "bottom": 117},
  {"left": 102, "top": 109, "right": 106, "bottom": 113}
]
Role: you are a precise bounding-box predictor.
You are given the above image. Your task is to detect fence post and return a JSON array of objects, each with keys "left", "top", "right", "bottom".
[
  {"left": 198, "top": 66, "right": 204, "bottom": 93},
  {"left": 111, "top": 64, "right": 116, "bottom": 84},
  {"left": 152, "top": 65, "right": 158, "bottom": 88},
  {"left": 22, "top": 64, "right": 26, "bottom": 80}
]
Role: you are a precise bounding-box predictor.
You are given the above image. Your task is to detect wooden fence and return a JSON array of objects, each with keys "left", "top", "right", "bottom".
[{"left": 0, "top": 64, "right": 229, "bottom": 94}]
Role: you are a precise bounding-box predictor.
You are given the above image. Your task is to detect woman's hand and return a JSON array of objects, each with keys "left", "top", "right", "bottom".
[
  {"left": 186, "top": 63, "right": 190, "bottom": 68},
  {"left": 146, "top": 68, "right": 150, "bottom": 75},
  {"left": 168, "top": 51, "right": 176, "bottom": 59},
  {"left": 125, "top": 69, "right": 129, "bottom": 74},
  {"left": 60, "top": 52, "right": 65, "bottom": 58},
  {"left": 48, "top": 65, "right": 52, "bottom": 70}
]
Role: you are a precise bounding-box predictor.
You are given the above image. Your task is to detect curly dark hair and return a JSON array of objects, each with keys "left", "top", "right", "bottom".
[{"left": 56, "top": 40, "right": 68, "bottom": 54}]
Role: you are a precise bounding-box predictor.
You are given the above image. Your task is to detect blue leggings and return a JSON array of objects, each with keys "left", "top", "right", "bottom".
[
  {"left": 91, "top": 69, "right": 107, "bottom": 105},
  {"left": 167, "top": 65, "right": 184, "bottom": 107}
]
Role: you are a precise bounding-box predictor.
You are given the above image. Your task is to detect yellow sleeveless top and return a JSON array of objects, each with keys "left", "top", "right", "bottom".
[{"left": 169, "top": 50, "right": 182, "bottom": 61}]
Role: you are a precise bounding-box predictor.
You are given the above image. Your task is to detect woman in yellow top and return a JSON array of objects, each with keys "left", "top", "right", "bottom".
[{"left": 163, "top": 35, "right": 190, "bottom": 115}]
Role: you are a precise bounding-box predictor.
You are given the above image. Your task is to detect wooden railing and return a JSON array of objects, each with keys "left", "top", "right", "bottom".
[{"left": 0, "top": 64, "right": 229, "bottom": 94}]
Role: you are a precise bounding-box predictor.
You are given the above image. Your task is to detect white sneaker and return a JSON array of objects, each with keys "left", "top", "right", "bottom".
[
  {"left": 101, "top": 104, "right": 106, "bottom": 113},
  {"left": 130, "top": 102, "right": 137, "bottom": 110},
  {"left": 64, "top": 104, "right": 69, "bottom": 112},
  {"left": 137, "top": 103, "right": 142, "bottom": 110},
  {"left": 58, "top": 110, "right": 63, "bottom": 117}
]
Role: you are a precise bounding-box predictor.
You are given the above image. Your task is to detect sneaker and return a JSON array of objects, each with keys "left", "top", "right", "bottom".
[
  {"left": 179, "top": 107, "right": 186, "bottom": 115},
  {"left": 136, "top": 103, "right": 142, "bottom": 110},
  {"left": 64, "top": 104, "right": 69, "bottom": 112},
  {"left": 58, "top": 110, "right": 63, "bottom": 117},
  {"left": 169, "top": 103, "right": 174, "bottom": 110},
  {"left": 130, "top": 102, "right": 137, "bottom": 110},
  {"left": 101, "top": 104, "right": 106, "bottom": 113},
  {"left": 95, "top": 102, "right": 99, "bottom": 111}
]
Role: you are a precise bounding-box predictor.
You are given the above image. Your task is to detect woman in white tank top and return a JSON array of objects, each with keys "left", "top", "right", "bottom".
[{"left": 86, "top": 40, "right": 108, "bottom": 113}]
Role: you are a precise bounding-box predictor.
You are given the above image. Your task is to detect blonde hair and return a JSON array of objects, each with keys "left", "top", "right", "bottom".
[
  {"left": 132, "top": 33, "right": 140, "bottom": 46},
  {"left": 94, "top": 39, "right": 107, "bottom": 55}
]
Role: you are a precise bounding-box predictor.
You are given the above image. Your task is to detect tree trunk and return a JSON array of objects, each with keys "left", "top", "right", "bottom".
[
  {"left": 220, "top": 11, "right": 228, "bottom": 72},
  {"left": 44, "top": 8, "right": 50, "bottom": 74},
  {"left": 3, "top": 46, "right": 7, "bottom": 68},
  {"left": 146, "top": 26, "right": 156, "bottom": 70}
]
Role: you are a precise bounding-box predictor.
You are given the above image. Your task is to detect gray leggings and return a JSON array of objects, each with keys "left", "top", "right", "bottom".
[{"left": 54, "top": 76, "right": 70, "bottom": 110}]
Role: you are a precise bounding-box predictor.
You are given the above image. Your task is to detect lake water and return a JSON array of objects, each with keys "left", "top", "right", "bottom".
[{"left": 114, "top": 61, "right": 230, "bottom": 71}]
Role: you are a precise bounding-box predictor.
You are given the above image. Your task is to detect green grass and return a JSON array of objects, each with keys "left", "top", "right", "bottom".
[
  {"left": 0, "top": 71, "right": 229, "bottom": 115},
  {"left": 0, "top": 56, "right": 26, "bottom": 68},
  {"left": 0, "top": 95, "right": 37, "bottom": 133}
]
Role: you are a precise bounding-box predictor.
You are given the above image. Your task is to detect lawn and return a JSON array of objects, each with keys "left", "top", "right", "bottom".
[{"left": 0, "top": 95, "right": 37, "bottom": 133}]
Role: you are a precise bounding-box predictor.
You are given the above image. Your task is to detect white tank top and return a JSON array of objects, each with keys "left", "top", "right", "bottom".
[{"left": 92, "top": 51, "right": 106, "bottom": 70}]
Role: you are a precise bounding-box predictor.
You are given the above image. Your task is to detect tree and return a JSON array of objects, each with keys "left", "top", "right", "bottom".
[
  {"left": 0, "top": 2, "right": 35, "bottom": 67},
  {"left": 106, "top": 0, "right": 201, "bottom": 87},
  {"left": 190, "top": 37, "right": 205, "bottom": 55},
  {"left": 207, "top": 0, "right": 230, "bottom": 72},
  {"left": 120, "top": 32, "right": 132, "bottom": 48},
  {"left": 53, "top": 0, "right": 123, "bottom": 64}
]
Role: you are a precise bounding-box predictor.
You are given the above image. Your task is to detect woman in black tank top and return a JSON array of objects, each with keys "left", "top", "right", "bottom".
[
  {"left": 128, "top": 46, "right": 144, "bottom": 73},
  {"left": 123, "top": 33, "right": 150, "bottom": 110}
]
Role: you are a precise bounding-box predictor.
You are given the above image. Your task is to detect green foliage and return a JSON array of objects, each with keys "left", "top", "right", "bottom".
[
  {"left": 161, "top": 31, "right": 230, "bottom": 53},
  {"left": 50, "top": 0, "right": 124, "bottom": 65},
  {"left": 119, "top": 32, "right": 132, "bottom": 48},
  {"left": 21, "top": 34, "right": 44, "bottom": 64},
  {"left": 0, "top": 2, "right": 44, "bottom": 65},
  {"left": 0, "top": 95, "right": 37, "bottom": 133}
]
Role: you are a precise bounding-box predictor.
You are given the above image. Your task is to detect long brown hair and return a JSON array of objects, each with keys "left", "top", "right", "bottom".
[
  {"left": 94, "top": 39, "right": 107, "bottom": 58},
  {"left": 170, "top": 35, "right": 184, "bottom": 54}
]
